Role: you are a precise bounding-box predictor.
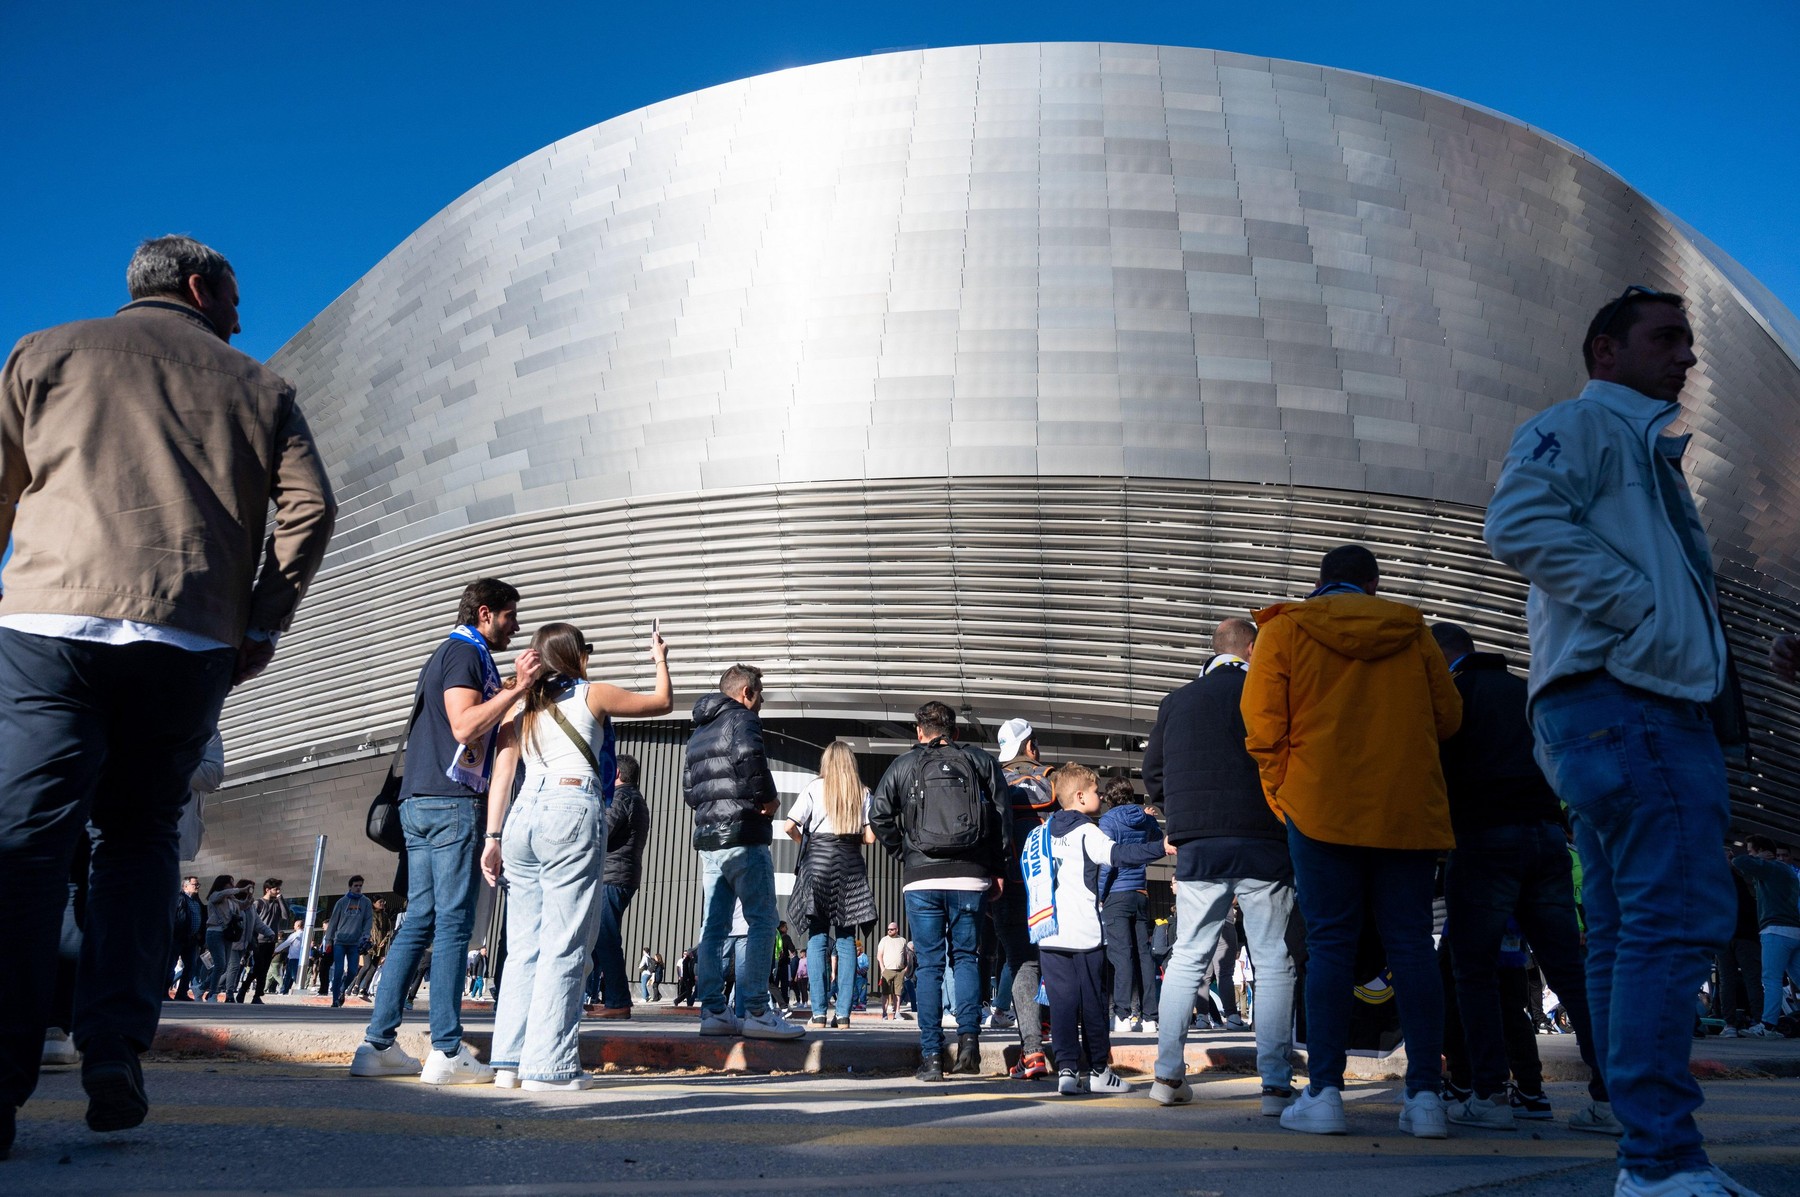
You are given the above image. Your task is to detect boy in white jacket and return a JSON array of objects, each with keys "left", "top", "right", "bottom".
[{"left": 1031, "top": 763, "right": 1169, "bottom": 1095}]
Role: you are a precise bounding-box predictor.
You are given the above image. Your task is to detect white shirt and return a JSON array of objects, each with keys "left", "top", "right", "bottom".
[
  {"left": 0, "top": 613, "right": 233, "bottom": 652},
  {"left": 785, "top": 777, "right": 870, "bottom": 837},
  {"left": 1038, "top": 821, "right": 1128, "bottom": 951}
]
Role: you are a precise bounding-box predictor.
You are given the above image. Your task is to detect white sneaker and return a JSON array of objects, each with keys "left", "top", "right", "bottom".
[
  {"left": 1087, "top": 1067, "right": 1132, "bottom": 1094},
  {"left": 741, "top": 1009, "right": 806, "bottom": 1040},
  {"left": 522, "top": 1076, "right": 593, "bottom": 1091},
  {"left": 1281, "top": 1085, "right": 1347, "bottom": 1135},
  {"left": 1718, "top": 1025, "right": 1742, "bottom": 1038},
  {"left": 1615, "top": 1165, "right": 1763, "bottom": 1196},
  {"left": 1112, "top": 1016, "right": 1136, "bottom": 1033},
  {"left": 1742, "top": 1022, "right": 1770, "bottom": 1038},
  {"left": 1056, "top": 1069, "right": 1088, "bottom": 1096},
  {"left": 986, "top": 1009, "right": 1016, "bottom": 1030},
  {"left": 1225, "top": 1014, "right": 1249, "bottom": 1029},
  {"left": 1261, "top": 1086, "right": 1295, "bottom": 1116},
  {"left": 350, "top": 1041, "right": 422, "bottom": 1078},
  {"left": 1140, "top": 1019, "right": 1158, "bottom": 1035},
  {"left": 1150, "top": 1075, "right": 1193, "bottom": 1106},
  {"left": 1449, "top": 1094, "right": 1515, "bottom": 1130},
  {"left": 41, "top": 1028, "right": 79, "bottom": 1068},
  {"left": 1400, "top": 1089, "right": 1449, "bottom": 1139},
  {"left": 1569, "top": 1100, "right": 1624, "bottom": 1137},
  {"left": 493, "top": 1069, "right": 519, "bottom": 1089},
  {"left": 420, "top": 1044, "right": 495, "bottom": 1085},
  {"left": 698, "top": 1010, "right": 742, "bottom": 1036}
]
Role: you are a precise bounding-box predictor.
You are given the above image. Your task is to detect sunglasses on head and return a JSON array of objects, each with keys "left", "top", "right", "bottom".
[{"left": 1592, "top": 284, "right": 1675, "bottom": 342}]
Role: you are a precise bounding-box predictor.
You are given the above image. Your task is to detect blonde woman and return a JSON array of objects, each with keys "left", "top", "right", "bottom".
[
  {"left": 482, "top": 623, "right": 671, "bottom": 1089},
  {"left": 781, "top": 741, "right": 877, "bottom": 1027}
]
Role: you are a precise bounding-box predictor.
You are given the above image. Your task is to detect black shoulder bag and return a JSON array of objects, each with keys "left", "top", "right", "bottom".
[{"left": 365, "top": 683, "right": 429, "bottom": 853}]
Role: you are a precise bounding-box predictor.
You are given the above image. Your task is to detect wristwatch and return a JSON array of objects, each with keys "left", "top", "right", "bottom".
[{"left": 485, "top": 832, "right": 502, "bottom": 841}]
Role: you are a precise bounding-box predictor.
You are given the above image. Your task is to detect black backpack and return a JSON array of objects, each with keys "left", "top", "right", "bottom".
[{"left": 904, "top": 741, "right": 988, "bottom": 857}]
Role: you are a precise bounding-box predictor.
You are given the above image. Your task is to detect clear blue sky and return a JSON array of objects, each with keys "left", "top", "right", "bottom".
[{"left": 3, "top": 1, "right": 1796, "bottom": 364}]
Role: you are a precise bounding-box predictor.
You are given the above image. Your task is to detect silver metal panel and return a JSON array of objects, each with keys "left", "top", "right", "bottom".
[{"left": 234, "top": 43, "right": 1800, "bottom": 843}]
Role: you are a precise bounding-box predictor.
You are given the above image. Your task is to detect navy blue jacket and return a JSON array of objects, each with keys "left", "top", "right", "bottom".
[{"left": 1097, "top": 804, "right": 1164, "bottom": 896}]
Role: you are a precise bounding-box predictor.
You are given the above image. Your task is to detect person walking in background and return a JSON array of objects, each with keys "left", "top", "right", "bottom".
[
  {"left": 874, "top": 923, "right": 908, "bottom": 1020},
  {"left": 351, "top": 579, "right": 545, "bottom": 1085},
  {"left": 1242, "top": 544, "right": 1461, "bottom": 1140},
  {"left": 870, "top": 701, "right": 1010, "bottom": 1081},
  {"left": 1486, "top": 287, "right": 1755, "bottom": 1197},
  {"left": 349, "top": 899, "right": 393, "bottom": 1000},
  {"left": 1097, "top": 777, "right": 1164, "bottom": 1033},
  {"left": 1731, "top": 838, "right": 1800, "bottom": 1038},
  {"left": 782, "top": 741, "right": 877, "bottom": 1028},
  {"left": 199, "top": 877, "right": 252, "bottom": 1002},
  {"left": 169, "top": 877, "right": 206, "bottom": 1002},
  {"left": 682, "top": 665, "right": 805, "bottom": 1041},
  {"left": 237, "top": 880, "right": 288, "bottom": 1005},
  {"left": 0, "top": 234, "right": 336, "bottom": 1153},
  {"left": 587, "top": 755, "right": 651, "bottom": 1018},
  {"left": 483, "top": 622, "right": 671, "bottom": 1089},
  {"left": 1143, "top": 617, "right": 1299, "bottom": 1115},
  {"left": 273, "top": 921, "right": 306, "bottom": 995},
  {"left": 323, "top": 877, "right": 374, "bottom": 1009},
  {"left": 1428, "top": 622, "right": 1617, "bottom": 1136}
]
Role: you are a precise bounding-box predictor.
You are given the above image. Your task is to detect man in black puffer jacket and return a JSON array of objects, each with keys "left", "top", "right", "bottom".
[
  {"left": 681, "top": 664, "right": 805, "bottom": 1041},
  {"left": 1142, "top": 617, "right": 1299, "bottom": 1115}
]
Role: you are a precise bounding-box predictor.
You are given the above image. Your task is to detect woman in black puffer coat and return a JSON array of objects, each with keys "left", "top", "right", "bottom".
[{"left": 782, "top": 741, "right": 877, "bottom": 1026}]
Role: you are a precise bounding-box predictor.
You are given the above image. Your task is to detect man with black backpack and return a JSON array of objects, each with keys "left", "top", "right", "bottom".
[{"left": 870, "top": 701, "right": 1010, "bottom": 1081}]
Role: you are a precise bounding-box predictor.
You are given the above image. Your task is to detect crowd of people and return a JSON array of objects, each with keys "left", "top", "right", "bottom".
[{"left": 4, "top": 240, "right": 1800, "bottom": 1197}]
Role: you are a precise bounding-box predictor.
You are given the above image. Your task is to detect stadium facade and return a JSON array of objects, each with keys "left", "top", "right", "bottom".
[{"left": 194, "top": 44, "right": 1800, "bottom": 962}]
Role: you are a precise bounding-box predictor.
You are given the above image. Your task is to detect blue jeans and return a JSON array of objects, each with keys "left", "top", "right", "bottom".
[
  {"left": 695, "top": 846, "right": 777, "bottom": 1017},
  {"left": 1533, "top": 674, "right": 1734, "bottom": 1181},
  {"left": 491, "top": 779, "right": 606, "bottom": 1082},
  {"left": 1758, "top": 932, "right": 1800, "bottom": 1027},
  {"left": 1155, "top": 874, "right": 1296, "bottom": 1090},
  {"left": 0, "top": 630, "right": 232, "bottom": 1108},
  {"left": 808, "top": 928, "right": 856, "bottom": 1020},
  {"left": 280, "top": 957, "right": 298, "bottom": 994},
  {"left": 330, "top": 943, "right": 363, "bottom": 1001},
  {"left": 1445, "top": 822, "right": 1606, "bottom": 1102},
  {"left": 1287, "top": 825, "right": 1442, "bottom": 1097},
  {"left": 904, "top": 888, "right": 985, "bottom": 1055},
  {"left": 199, "top": 928, "right": 230, "bottom": 999},
  {"left": 364, "top": 795, "right": 483, "bottom": 1055},
  {"left": 588, "top": 884, "right": 636, "bottom": 1008}
]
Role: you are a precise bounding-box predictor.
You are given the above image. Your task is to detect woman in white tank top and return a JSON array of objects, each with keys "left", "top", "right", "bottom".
[{"left": 481, "top": 621, "right": 671, "bottom": 1089}]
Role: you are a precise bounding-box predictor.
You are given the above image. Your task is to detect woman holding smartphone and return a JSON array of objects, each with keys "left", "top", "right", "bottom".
[{"left": 482, "top": 623, "right": 671, "bottom": 1090}]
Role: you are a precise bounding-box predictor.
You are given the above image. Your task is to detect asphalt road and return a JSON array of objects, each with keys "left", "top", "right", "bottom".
[{"left": 8, "top": 1063, "right": 1800, "bottom": 1196}]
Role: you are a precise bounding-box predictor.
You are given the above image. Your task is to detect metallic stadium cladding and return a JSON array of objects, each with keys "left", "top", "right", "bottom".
[{"left": 195, "top": 44, "right": 1800, "bottom": 964}]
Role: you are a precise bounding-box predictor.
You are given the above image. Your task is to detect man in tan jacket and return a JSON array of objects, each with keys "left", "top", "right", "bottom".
[{"left": 0, "top": 235, "right": 335, "bottom": 1154}]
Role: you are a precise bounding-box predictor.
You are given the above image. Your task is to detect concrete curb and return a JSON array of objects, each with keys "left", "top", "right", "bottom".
[{"left": 147, "top": 1019, "right": 1800, "bottom": 1082}]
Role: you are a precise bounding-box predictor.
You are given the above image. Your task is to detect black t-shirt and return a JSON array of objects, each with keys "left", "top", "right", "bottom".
[{"left": 401, "top": 637, "right": 491, "bottom": 800}]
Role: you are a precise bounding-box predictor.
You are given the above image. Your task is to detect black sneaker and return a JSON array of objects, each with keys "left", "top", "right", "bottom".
[
  {"left": 1507, "top": 1083, "right": 1554, "bottom": 1121},
  {"left": 916, "top": 1053, "right": 944, "bottom": 1082},
  {"left": 1441, "top": 1079, "right": 1473, "bottom": 1105},
  {"left": 950, "top": 1033, "right": 981, "bottom": 1075},
  {"left": 81, "top": 1039, "right": 148, "bottom": 1133}
]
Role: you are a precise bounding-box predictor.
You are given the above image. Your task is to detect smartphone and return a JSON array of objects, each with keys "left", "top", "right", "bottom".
[{"left": 652, "top": 617, "right": 661, "bottom": 640}]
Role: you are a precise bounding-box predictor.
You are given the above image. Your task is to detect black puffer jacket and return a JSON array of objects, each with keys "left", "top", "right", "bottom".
[
  {"left": 682, "top": 692, "right": 776, "bottom": 849},
  {"left": 1438, "top": 653, "right": 1562, "bottom": 836},
  {"left": 602, "top": 784, "right": 650, "bottom": 889}
]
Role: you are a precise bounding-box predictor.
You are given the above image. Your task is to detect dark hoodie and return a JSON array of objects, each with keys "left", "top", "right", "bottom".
[{"left": 681, "top": 692, "right": 776, "bottom": 849}]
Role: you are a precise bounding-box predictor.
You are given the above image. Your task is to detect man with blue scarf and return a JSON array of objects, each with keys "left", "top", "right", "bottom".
[{"left": 352, "top": 578, "right": 543, "bottom": 1085}]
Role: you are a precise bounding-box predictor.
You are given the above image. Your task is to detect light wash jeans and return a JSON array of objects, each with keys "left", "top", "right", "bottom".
[
  {"left": 1533, "top": 673, "right": 1735, "bottom": 1181},
  {"left": 807, "top": 927, "right": 856, "bottom": 1020},
  {"left": 363, "top": 795, "right": 483, "bottom": 1055},
  {"left": 694, "top": 845, "right": 777, "bottom": 1018},
  {"left": 490, "top": 778, "right": 606, "bottom": 1082},
  {"left": 1155, "top": 874, "right": 1296, "bottom": 1089},
  {"left": 1758, "top": 931, "right": 1800, "bottom": 1027}
]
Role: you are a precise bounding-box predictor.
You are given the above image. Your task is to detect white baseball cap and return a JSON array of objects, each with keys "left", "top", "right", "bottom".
[{"left": 997, "top": 718, "right": 1034, "bottom": 762}]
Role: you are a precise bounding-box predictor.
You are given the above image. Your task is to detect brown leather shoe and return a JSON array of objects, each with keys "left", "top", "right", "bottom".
[{"left": 584, "top": 1004, "right": 632, "bottom": 1020}]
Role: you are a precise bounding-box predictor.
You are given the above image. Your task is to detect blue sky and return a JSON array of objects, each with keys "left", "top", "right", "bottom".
[{"left": 3, "top": 1, "right": 1796, "bottom": 364}]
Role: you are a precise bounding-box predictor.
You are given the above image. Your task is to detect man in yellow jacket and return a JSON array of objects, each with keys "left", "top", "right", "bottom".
[{"left": 1241, "top": 544, "right": 1461, "bottom": 1140}]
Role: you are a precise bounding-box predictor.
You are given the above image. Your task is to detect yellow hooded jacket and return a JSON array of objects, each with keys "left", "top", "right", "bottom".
[{"left": 1241, "top": 592, "right": 1461, "bottom": 850}]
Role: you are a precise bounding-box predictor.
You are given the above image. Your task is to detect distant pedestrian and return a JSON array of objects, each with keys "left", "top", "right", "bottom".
[
  {"left": 869, "top": 701, "right": 1009, "bottom": 1081},
  {"left": 1242, "top": 544, "right": 1461, "bottom": 1140},
  {"left": 199, "top": 877, "right": 252, "bottom": 1002},
  {"left": 0, "top": 233, "right": 336, "bottom": 1149},
  {"left": 350, "top": 579, "right": 545, "bottom": 1085},
  {"left": 682, "top": 665, "right": 806, "bottom": 1041},
  {"left": 237, "top": 880, "right": 288, "bottom": 1005},
  {"left": 1731, "top": 837, "right": 1800, "bottom": 1037},
  {"left": 1097, "top": 777, "right": 1163, "bottom": 1033},
  {"left": 484, "top": 623, "right": 671, "bottom": 1088},
  {"left": 323, "top": 877, "right": 374, "bottom": 1008},
  {"left": 169, "top": 877, "right": 206, "bottom": 1002}
]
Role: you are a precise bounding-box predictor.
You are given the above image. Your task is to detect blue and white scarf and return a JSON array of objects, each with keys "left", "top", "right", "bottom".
[
  {"left": 1308, "top": 581, "right": 1368, "bottom": 599},
  {"left": 445, "top": 625, "right": 503, "bottom": 791}
]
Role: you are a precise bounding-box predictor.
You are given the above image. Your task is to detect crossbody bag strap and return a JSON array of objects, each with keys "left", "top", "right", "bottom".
[
  {"left": 548, "top": 701, "right": 603, "bottom": 778},
  {"left": 386, "top": 684, "right": 430, "bottom": 781}
]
